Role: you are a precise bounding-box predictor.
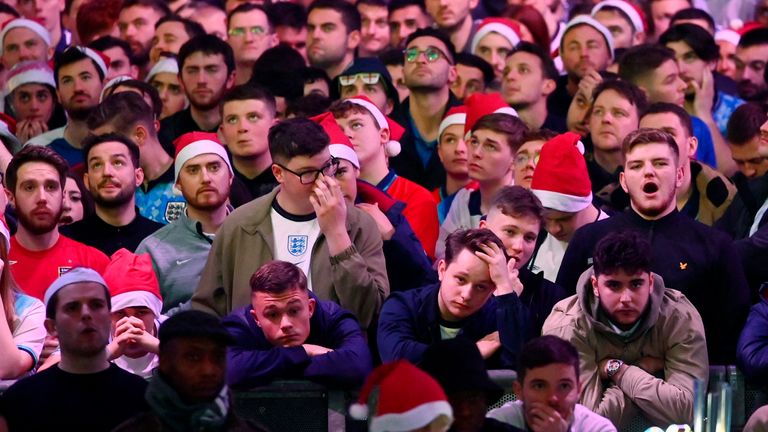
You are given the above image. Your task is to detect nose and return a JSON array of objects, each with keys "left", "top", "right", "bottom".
[
  {"left": 200, "top": 358, "right": 219, "bottom": 377},
  {"left": 546, "top": 220, "right": 562, "bottom": 237},
  {"left": 280, "top": 315, "right": 294, "bottom": 332},
  {"left": 507, "top": 235, "right": 523, "bottom": 255},
  {"left": 200, "top": 167, "right": 213, "bottom": 183},
  {"left": 619, "top": 289, "right": 632, "bottom": 303},
  {"left": 454, "top": 138, "right": 467, "bottom": 155}
]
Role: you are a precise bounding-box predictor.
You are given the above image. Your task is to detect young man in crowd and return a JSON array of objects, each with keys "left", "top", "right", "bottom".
[
  {"left": 734, "top": 27, "right": 768, "bottom": 102},
  {"left": 0, "top": 18, "right": 53, "bottom": 70},
  {"left": 61, "top": 133, "right": 163, "bottom": 256},
  {"left": 424, "top": 0, "right": 477, "bottom": 52},
  {"left": 0, "top": 268, "right": 148, "bottom": 431},
  {"left": 659, "top": 23, "right": 745, "bottom": 135},
  {"left": 159, "top": 35, "right": 237, "bottom": 146},
  {"left": 227, "top": 4, "right": 277, "bottom": 85},
  {"left": 434, "top": 105, "right": 473, "bottom": 223},
  {"left": 137, "top": 132, "right": 234, "bottom": 315},
  {"left": 387, "top": 0, "right": 432, "bottom": 49},
  {"left": 336, "top": 58, "right": 400, "bottom": 116},
  {"left": 548, "top": 17, "right": 614, "bottom": 119},
  {"left": 270, "top": 2, "right": 308, "bottom": 63},
  {"left": 587, "top": 79, "right": 647, "bottom": 211},
  {"left": 223, "top": 260, "right": 372, "bottom": 388},
  {"left": 192, "top": 118, "right": 389, "bottom": 332},
  {"left": 557, "top": 128, "right": 750, "bottom": 364},
  {"left": 451, "top": 53, "right": 494, "bottom": 101},
  {"left": 592, "top": 0, "right": 647, "bottom": 49},
  {"left": 377, "top": 228, "right": 526, "bottom": 368},
  {"left": 545, "top": 231, "right": 708, "bottom": 428},
  {"left": 118, "top": 0, "right": 171, "bottom": 70},
  {"left": 530, "top": 132, "right": 609, "bottom": 283},
  {"left": 89, "top": 36, "right": 140, "bottom": 80},
  {"left": 640, "top": 102, "right": 735, "bottom": 226},
  {"left": 15, "top": 0, "right": 68, "bottom": 53},
  {"left": 647, "top": 0, "right": 691, "bottom": 40},
  {"left": 148, "top": 15, "right": 205, "bottom": 68},
  {"left": 6, "top": 146, "right": 109, "bottom": 301},
  {"left": 390, "top": 28, "right": 461, "bottom": 191},
  {"left": 725, "top": 102, "right": 768, "bottom": 181},
  {"left": 437, "top": 96, "right": 527, "bottom": 257},
  {"left": 177, "top": 0, "right": 228, "bottom": 40},
  {"left": 331, "top": 96, "right": 439, "bottom": 258},
  {"left": 28, "top": 46, "right": 106, "bottom": 167},
  {"left": 502, "top": 42, "right": 564, "bottom": 133},
  {"left": 357, "top": 0, "right": 390, "bottom": 57},
  {"left": 219, "top": 85, "right": 279, "bottom": 207},
  {"left": 487, "top": 335, "right": 617, "bottom": 431},
  {"left": 306, "top": 0, "right": 361, "bottom": 79},
  {"left": 113, "top": 310, "right": 269, "bottom": 432},
  {"left": 88, "top": 92, "right": 186, "bottom": 224}
]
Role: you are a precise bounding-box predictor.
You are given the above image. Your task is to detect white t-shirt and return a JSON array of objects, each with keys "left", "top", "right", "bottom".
[
  {"left": 271, "top": 205, "right": 321, "bottom": 291},
  {"left": 487, "top": 400, "right": 617, "bottom": 432}
]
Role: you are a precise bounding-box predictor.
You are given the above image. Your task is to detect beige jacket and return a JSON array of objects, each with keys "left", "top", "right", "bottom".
[
  {"left": 542, "top": 268, "right": 709, "bottom": 428},
  {"left": 191, "top": 187, "right": 389, "bottom": 329}
]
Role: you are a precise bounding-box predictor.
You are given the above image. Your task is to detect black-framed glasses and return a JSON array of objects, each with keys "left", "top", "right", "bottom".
[
  {"left": 276, "top": 157, "right": 340, "bottom": 185},
  {"left": 404, "top": 47, "right": 451, "bottom": 64}
]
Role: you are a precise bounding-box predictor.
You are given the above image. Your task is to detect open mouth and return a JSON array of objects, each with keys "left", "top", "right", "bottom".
[{"left": 642, "top": 182, "right": 659, "bottom": 194}]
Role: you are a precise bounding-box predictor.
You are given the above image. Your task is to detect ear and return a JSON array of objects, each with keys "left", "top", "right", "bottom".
[
  {"left": 512, "top": 380, "right": 522, "bottom": 397},
  {"left": 447, "top": 65, "right": 458, "bottom": 85},
  {"left": 633, "top": 31, "right": 646, "bottom": 45},
  {"left": 269, "top": 34, "right": 279, "bottom": 49},
  {"left": 379, "top": 127, "right": 390, "bottom": 146},
  {"left": 249, "top": 307, "right": 262, "bottom": 327},
  {"left": 347, "top": 30, "right": 361, "bottom": 50},
  {"left": 591, "top": 274, "right": 599, "bottom": 297},
  {"left": 130, "top": 65, "right": 140, "bottom": 80},
  {"left": 541, "top": 78, "right": 556, "bottom": 97},
  {"left": 56, "top": 88, "right": 63, "bottom": 104},
  {"left": 687, "top": 136, "right": 698, "bottom": 158},
  {"left": 648, "top": 273, "right": 654, "bottom": 293},
  {"left": 134, "top": 167, "right": 145, "bottom": 187},
  {"left": 44, "top": 318, "right": 57, "bottom": 337},
  {"left": 154, "top": 119, "right": 161, "bottom": 134},
  {"left": 437, "top": 259, "right": 447, "bottom": 281},
  {"left": 469, "top": 0, "right": 479, "bottom": 10},
  {"left": 478, "top": 219, "right": 487, "bottom": 229},
  {"left": 5, "top": 188, "right": 13, "bottom": 208},
  {"left": 134, "top": 124, "right": 148, "bottom": 147},
  {"left": 307, "top": 297, "right": 316, "bottom": 318},
  {"left": 272, "top": 164, "right": 284, "bottom": 183},
  {"left": 47, "top": 46, "right": 55, "bottom": 61},
  {"left": 385, "top": 99, "right": 394, "bottom": 115},
  {"left": 675, "top": 164, "right": 684, "bottom": 188},
  {"left": 618, "top": 171, "right": 628, "bottom": 193},
  {"left": 225, "top": 71, "right": 237, "bottom": 91},
  {"left": 83, "top": 172, "right": 92, "bottom": 191}
]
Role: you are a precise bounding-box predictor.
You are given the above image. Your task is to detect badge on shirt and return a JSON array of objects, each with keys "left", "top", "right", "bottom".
[
  {"left": 165, "top": 201, "right": 187, "bottom": 223},
  {"left": 288, "top": 235, "right": 308, "bottom": 256}
]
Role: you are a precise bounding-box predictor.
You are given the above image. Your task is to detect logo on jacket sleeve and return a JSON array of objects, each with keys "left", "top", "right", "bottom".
[{"left": 288, "top": 235, "right": 308, "bottom": 256}]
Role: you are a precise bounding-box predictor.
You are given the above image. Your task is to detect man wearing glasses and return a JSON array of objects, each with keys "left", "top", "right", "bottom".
[
  {"left": 192, "top": 118, "right": 389, "bottom": 332},
  {"left": 390, "top": 28, "right": 462, "bottom": 191},
  {"left": 227, "top": 4, "right": 278, "bottom": 85},
  {"left": 336, "top": 57, "right": 400, "bottom": 115}
]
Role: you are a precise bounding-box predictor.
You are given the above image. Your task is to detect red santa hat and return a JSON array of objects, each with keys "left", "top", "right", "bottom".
[
  {"left": 173, "top": 131, "right": 234, "bottom": 183},
  {"left": 591, "top": 0, "right": 647, "bottom": 33},
  {"left": 463, "top": 93, "right": 518, "bottom": 139},
  {"left": 0, "top": 18, "right": 51, "bottom": 56},
  {"left": 311, "top": 112, "right": 360, "bottom": 168},
  {"left": 715, "top": 29, "right": 740, "bottom": 46},
  {"left": 438, "top": 106, "right": 467, "bottom": 140},
  {"left": 345, "top": 95, "right": 405, "bottom": 158},
  {"left": 530, "top": 132, "right": 593, "bottom": 212},
  {"left": 470, "top": 18, "right": 522, "bottom": 54},
  {"left": 350, "top": 360, "right": 453, "bottom": 432},
  {"left": 4, "top": 61, "right": 56, "bottom": 95},
  {"left": 560, "top": 16, "right": 615, "bottom": 60},
  {"left": 72, "top": 46, "right": 110, "bottom": 77},
  {"left": 103, "top": 249, "right": 163, "bottom": 318}
]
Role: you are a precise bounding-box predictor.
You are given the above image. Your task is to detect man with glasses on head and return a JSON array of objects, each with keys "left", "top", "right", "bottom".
[
  {"left": 336, "top": 57, "right": 400, "bottom": 115},
  {"left": 390, "top": 28, "right": 461, "bottom": 191},
  {"left": 227, "top": 4, "right": 278, "bottom": 85},
  {"left": 192, "top": 118, "right": 389, "bottom": 332}
]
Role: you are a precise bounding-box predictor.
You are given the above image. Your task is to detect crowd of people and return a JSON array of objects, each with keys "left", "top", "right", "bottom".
[{"left": 1, "top": 0, "right": 768, "bottom": 429}]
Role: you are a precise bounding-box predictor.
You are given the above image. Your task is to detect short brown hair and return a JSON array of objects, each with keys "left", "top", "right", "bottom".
[
  {"left": 726, "top": 102, "right": 766, "bottom": 146},
  {"left": 250, "top": 261, "right": 308, "bottom": 294},
  {"left": 444, "top": 228, "right": 506, "bottom": 265},
  {"left": 471, "top": 113, "right": 529, "bottom": 153},
  {"left": 621, "top": 128, "right": 680, "bottom": 161},
  {"left": 328, "top": 99, "right": 380, "bottom": 129},
  {"left": 491, "top": 186, "right": 544, "bottom": 227},
  {"left": 6, "top": 146, "right": 68, "bottom": 193}
]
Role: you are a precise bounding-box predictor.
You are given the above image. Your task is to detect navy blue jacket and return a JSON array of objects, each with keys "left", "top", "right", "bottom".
[
  {"left": 738, "top": 286, "right": 768, "bottom": 384},
  {"left": 557, "top": 208, "right": 750, "bottom": 365},
  {"left": 377, "top": 283, "right": 526, "bottom": 369},
  {"left": 223, "top": 296, "right": 373, "bottom": 389}
]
